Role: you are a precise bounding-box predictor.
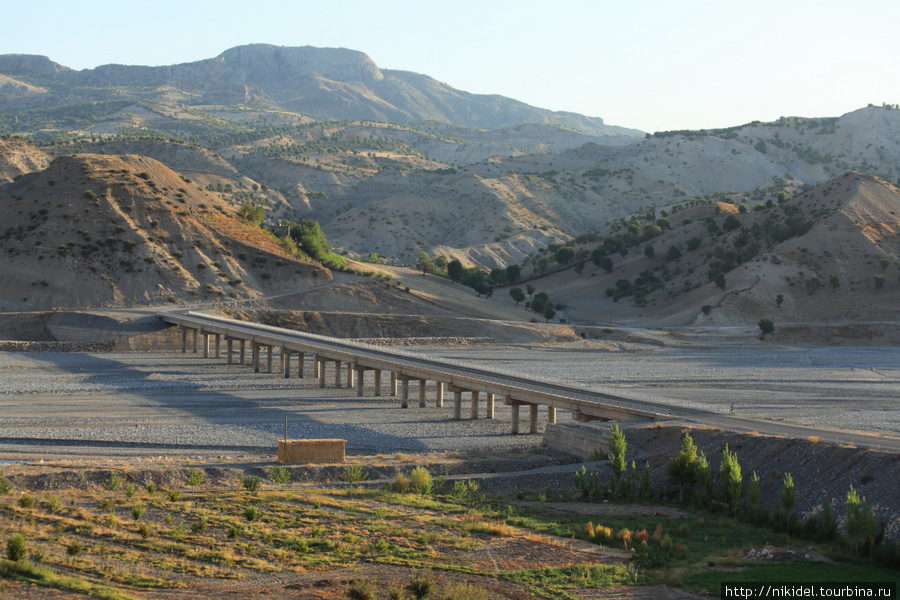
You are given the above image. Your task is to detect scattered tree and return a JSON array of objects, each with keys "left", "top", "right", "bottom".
[
  {"left": 776, "top": 294, "right": 784, "bottom": 308},
  {"left": 509, "top": 287, "right": 525, "bottom": 305},
  {"left": 829, "top": 275, "right": 840, "bottom": 292},
  {"left": 844, "top": 485, "right": 878, "bottom": 556},
  {"left": 805, "top": 276, "right": 822, "bottom": 296},
  {"left": 719, "top": 444, "right": 743, "bottom": 516},
  {"left": 758, "top": 317, "right": 775, "bottom": 340},
  {"left": 874, "top": 274, "right": 886, "bottom": 289},
  {"left": 543, "top": 304, "right": 557, "bottom": 322},
  {"left": 668, "top": 432, "right": 698, "bottom": 500},
  {"left": 447, "top": 259, "right": 464, "bottom": 284},
  {"left": 608, "top": 422, "right": 627, "bottom": 493},
  {"left": 780, "top": 472, "right": 796, "bottom": 526}
]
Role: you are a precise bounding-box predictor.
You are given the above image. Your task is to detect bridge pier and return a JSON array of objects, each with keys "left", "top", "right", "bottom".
[
  {"left": 346, "top": 362, "right": 355, "bottom": 388},
  {"left": 508, "top": 396, "right": 520, "bottom": 434},
  {"left": 239, "top": 339, "right": 246, "bottom": 365},
  {"left": 317, "top": 356, "right": 325, "bottom": 388},
  {"left": 266, "top": 346, "right": 274, "bottom": 373},
  {"left": 214, "top": 334, "right": 221, "bottom": 358},
  {"left": 548, "top": 406, "right": 557, "bottom": 424},
  {"left": 252, "top": 343, "right": 261, "bottom": 373},
  {"left": 334, "top": 361, "right": 342, "bottom": 388},
  {"left": 297, "top": 352, "right": 304, "bottom": 378},
  {"left": 356, "top": 365, "right": 365, "bottom": 397},
  {"left": 435, "top": 382, "right": 443, "bottom": 407},
  {"left": 504, "top": 395, "right": 539, "bottom": 434},
  {"left": 202, "top": 330, "right": 209, "bottom": 358},
  {"left": 373, "top": 370, "right": 382, "bottom": 396},
  {"left": 226, "top": 337, "right": 234, "bottom": 364},
  {"left": 181, "top": 328, "right": 188, "bottom": 353},
  {"left": 418, "top": 379, "right": 427, "bottom": 408},
  {"left": 390, "top": 372, "right": 398, "bottom": 396},
  {"left": 400, "top": 377, "right": 410, "bottom": 409},
  {"left": 471, "top": 391, "right": 480, "bottom": 419},
  {"left": 313, "top": 354, "right": 321, "bottom": 379},
  {"left": 486, "top": 393, "right": 495, "bottom": 419},
  {"left": 449, "top": 385, "right": 463, "bottom": 420},
  {"left": 192, "top": 328, "right": 198, "bottom": 354},
  {"left": 283, "top": 349, "right": 291, "bottom": 378}
]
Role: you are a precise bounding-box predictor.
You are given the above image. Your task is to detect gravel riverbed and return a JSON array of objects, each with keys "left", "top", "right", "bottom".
[{"left": 0, "top": 343, "right": 898, "bottom": 463}]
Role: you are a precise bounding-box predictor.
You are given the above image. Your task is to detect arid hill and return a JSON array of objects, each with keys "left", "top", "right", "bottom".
[
  {"left": 501, "top": 172, "right": 900, "bottom": 327},
  {"left": 0, "top": 153, "right": 328, "bottom": 310}
]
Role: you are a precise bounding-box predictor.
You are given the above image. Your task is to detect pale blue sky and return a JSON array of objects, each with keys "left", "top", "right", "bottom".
[{"left": 4, "top": 0, "right": 898, "bottom": 132}]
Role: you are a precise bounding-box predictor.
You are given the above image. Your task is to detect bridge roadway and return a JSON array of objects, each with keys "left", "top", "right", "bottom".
[{"left": 157, "top": 311, "right": 684, "bottom": 434}]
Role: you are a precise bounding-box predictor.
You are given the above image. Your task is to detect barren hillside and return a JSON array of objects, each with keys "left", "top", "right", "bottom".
[{"left": 0, "top": 153, "right": 328, "bottom": 310}]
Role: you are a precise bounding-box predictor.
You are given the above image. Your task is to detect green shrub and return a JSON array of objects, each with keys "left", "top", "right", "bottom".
[
  {"left": 270, "top": 466, "right": 290, "bottom": 488},
  {"left": 409, "top": 467, "right": 433, "bottom": 495},
  {"left": 406, "top": 569, "right": 435, "bottom": 600},
  {"left": 244, "top": 506, "right": 259, "bottom": 522},
  {"left": 347, "top": 579, "right": 379, "bottom": 600},
  {"left": 343, "top": 464, "right": 368, "bottom": 484},
  {"left": 131, "top": 505, "right": 144, "bottom": 521},
  {"left": 0, "top": 473, "right": 12, "bottom": 495},
  {"left": 191, "top": 517, "right": 208, "bottom": 534},
  {"left": 42, "top": 494, "right": 61, "bottom": 513},
  {"left": 241, "top": 475, "right": 261, "bottom": 493},
  {"left": 6, "top": 534, "right": 27, "bottom": 561},
  {"left": 17, "top": 494, "right": 35, "bottom": 509},
  {"left": 103, "top": 472, "right": 121, "bottom": 491}
]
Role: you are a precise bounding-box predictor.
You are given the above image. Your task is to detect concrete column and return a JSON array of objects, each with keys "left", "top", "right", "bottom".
[
  {"left": 356, "top": 366, "right": 365, "bottom": 397},
  {"left": 400, "top": 377, "right": 410, "bottom": 409},
  {"left": 297, "top": 352, "right": 304, "bottom": 379},
  {"left": 214, "top": 334, "right": 221, "bottom": 359},
  {"left": 548, "top": 406, "right": 557, "bottom": 424},
  {"left": 181, "top": 328, "right": 187, "bottom": 353},
  {"left": 529, "top": 404, "right": 539, "bottom": 434},
  {"left": 373, "top": 370, "right": 382, "bottom": 396},
  {"left": 192, "top": 329, "right": 198, "bottom": 353},
  {"left": 318, "top": 357, "right": 326, "bottom": 389},
  {"left": 252, "top": 344, "right": 261, "bottom": 373},
  {"left": 266, "top": 346, "right": 273, "bottom": 373},
  {"left": 346, "top": 362, "right": 355, "bottom": 388},
  {"left": 279, "top": 348, "right": 285, "bottom": 373},
  {"left": 202, "top": 331, "right": 209, "bottom": 358},
  {"left": 435, "top": 382, "right": 443, "bottom": 408},
  {"left": 239, "top": 339, "right": 246, "bottom": 365},
  {"left": 418, "top": 379, "right": 426, "bottom": 408},
  {"left": 313, "top": 354, "right": 321, "bottom": 378},
  {"left": 283, "top": 349, "right": 291, "bottom": 378},
  {"left": 486, "top": 393, "right": 495, "bottom": 419},
  {"left": 226, "top": 337, "right": 233, "bottom": 365},
  {"left": 470, "top": 391, "right": 480, "bottom": 419},
  {"left": 334, "top": 361, "right": 342, "bottom": 388},
  {"left": 390, "top": 372, "right": 398, "bottom": 396},
  {"left": 453, "top": 389, "right": 462, "bottom": 420},
  {"left": 507, "top": 395, "right": 520, "bottom": 434}
]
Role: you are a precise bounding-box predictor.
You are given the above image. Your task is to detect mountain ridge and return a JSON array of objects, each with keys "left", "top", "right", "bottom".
[{"left": 0, "top": 44, "right": 640, "bottom": 137}]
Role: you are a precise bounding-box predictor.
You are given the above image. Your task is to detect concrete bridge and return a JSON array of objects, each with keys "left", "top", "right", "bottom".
[{"left": 157, "top": 312, "right": 677, "bottom": 434}]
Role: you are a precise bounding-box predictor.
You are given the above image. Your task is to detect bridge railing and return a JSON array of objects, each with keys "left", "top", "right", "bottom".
[{"left": 184, "top": 312, "right": 728, "bottom": 416}]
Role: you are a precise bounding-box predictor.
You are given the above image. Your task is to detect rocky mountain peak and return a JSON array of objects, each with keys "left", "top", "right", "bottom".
[{"left": 216, "top": 44, "right": 384, "bottom": 85}]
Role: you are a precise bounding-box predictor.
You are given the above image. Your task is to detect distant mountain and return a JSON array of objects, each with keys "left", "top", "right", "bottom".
[{"left": 0, "top": 44, "right": 641, "bottom": 137}]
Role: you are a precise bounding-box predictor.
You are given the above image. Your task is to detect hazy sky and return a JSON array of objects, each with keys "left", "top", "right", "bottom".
[{"left": 4, "top": 0, "right": 898, "bottom": 132}]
